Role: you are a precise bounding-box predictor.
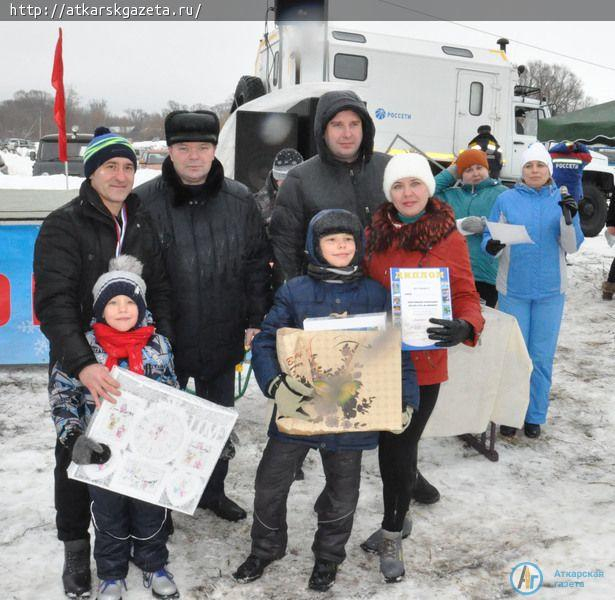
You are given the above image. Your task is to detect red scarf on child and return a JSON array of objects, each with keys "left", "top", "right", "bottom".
[{"left": 92, "top": 324, "right": 155, "bottom": 375}]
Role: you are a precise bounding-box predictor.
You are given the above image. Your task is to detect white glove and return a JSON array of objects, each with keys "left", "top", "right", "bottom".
[{"left": 460, "top": 216, "right": 486, "bottom": 234}]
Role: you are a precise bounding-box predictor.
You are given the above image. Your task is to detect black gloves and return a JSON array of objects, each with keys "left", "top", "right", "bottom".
[
  {"left": 558, "top": 195, "right": 578, "bottom": 224},
  {"left": 427, "top": 318, "right": 473, "bottom": 348},
  {"left": 67, "top": 431, "right": 111, "bottom": 465},
  {"left": 485, "top": 239, "right": 506, "bottom": 256}
]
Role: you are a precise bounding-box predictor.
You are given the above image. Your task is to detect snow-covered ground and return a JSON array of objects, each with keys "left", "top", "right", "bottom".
[{"left": 1, "top": 237, "right": 614, "bottom": 600}]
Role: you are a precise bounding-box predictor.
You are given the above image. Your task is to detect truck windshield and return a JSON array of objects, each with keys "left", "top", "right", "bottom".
[
  {"left": 515, "top": 108, "right": 544, "bottom": 137},
  {"left": 39, "top": 141, "right": 88, "bottom": 160}
]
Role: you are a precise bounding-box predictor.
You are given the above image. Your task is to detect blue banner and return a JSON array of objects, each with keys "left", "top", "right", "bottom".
[{"left": 0, "top": 225, "right": 49, "bottom": 365}]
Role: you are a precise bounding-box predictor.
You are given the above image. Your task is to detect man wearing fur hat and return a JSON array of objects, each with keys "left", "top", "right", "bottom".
[
  {"left": 34, "top": 127, "right": 173, "bottom": 599},
  {"left": 135, "top": 111, "right": 272, "bottom": 523},
  {"left": 269, "top": 90, "right": 390, "bottom": 283}
]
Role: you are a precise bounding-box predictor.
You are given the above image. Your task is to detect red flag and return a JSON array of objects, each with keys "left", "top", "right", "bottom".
[{"left": 51, "top": 28, "right": 67, "bottom": 163}]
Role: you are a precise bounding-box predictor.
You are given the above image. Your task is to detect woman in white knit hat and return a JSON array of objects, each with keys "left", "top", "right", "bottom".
[
  {"left": 361, "top": 152, "right": 485, "bottom": 583},
  {"left": 482, "top": 142, "right": 584, "bottom": 439}
]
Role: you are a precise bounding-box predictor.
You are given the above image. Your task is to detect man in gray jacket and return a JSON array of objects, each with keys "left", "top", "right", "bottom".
[
  {"left": 269, "top": 90, "right": 440, "bottom": 505},
  {"left": 269, "top": 90, "right": 390, "bottom": 281}
]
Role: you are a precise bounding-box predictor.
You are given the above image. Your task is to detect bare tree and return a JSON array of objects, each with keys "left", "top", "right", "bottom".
[{"left": 519, "top": 60, "right": 594, "bottom": 116}]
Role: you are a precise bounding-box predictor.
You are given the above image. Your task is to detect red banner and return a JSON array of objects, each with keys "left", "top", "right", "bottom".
[{"left": 51, "top": 28, "right": 67, "bottom": 163}]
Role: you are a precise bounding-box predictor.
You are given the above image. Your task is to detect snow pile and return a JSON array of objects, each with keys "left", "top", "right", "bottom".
[
  {"left": 0, "top": 236, "right": 613, "bottom": 599},
  {"left": 1, "top": 150, "right": 35, "bottom": 177}
]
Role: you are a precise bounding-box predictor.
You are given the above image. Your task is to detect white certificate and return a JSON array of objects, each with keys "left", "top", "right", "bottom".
[
  {"left": 68, "top": 367, "right": 237, "bottom": 515},
  {"left": 303, "top": 312, "right": 387, "bottom": 331},
  {"left": 390, "top": 267, "right": 452, "bottom": 351},
  {"left": 486, "top": 221, "right": 534, "bottom": 245}
]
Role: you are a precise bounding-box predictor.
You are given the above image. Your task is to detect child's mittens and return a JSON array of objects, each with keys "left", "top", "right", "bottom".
[
  {"left": 68, "top": 432, "right": 111, "bottom": 465},
  {"left": 268, "top": 374, "right": 314, "bottom": 420}
]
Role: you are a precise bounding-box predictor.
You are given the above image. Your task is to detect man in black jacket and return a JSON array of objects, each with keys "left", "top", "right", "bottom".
[
  {"left": 135, "top": 111, "right": 272, "bottom": 523},
  {"left": 34, "top": 127, "right": 173, "bottom": 599},
  {"left": 269, "top": 90, "right": 390, "bottom": 281}
]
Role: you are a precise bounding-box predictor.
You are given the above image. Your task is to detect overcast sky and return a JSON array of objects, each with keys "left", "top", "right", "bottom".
[{"left": 1, "top": 20, "right": 614, "bottom": 115}]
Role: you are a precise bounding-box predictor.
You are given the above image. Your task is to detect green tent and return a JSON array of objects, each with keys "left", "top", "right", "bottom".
[{"left": 538, "top": 100, "right": 615, "bottom": 145}]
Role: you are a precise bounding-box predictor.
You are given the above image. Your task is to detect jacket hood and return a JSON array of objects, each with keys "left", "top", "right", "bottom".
[
  {"left": 314, "top": 90, "right": 375, "bottom": 165},
  {"left": 305, "top": 208, "right": 365, "bottom": 267}
]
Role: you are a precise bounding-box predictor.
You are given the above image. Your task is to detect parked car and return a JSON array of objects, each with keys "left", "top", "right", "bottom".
[
  {"left": 31, "top": 132, "right": 93, "bottom": 176},
  {"left": 139, "top": 148, "right": 168, "bottom": 170},
  {"left": 0, "top": 155, "right": 8, "bottom": 175}
]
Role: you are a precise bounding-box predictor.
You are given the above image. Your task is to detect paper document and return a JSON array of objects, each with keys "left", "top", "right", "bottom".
[
  {"left": 68, "top": 367, "right": 237, "bottom": 515},
  {"left": 390, "top": 267, "right": 452, "bottom": 351},
  {"left": 486, "top": 222, "right": 534, "bottom": 245},
  {"left": 303, "top": 312, "right": 387, "bottom": 331}
]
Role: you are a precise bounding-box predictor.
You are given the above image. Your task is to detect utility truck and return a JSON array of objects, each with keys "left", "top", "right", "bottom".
[{"left": 218, "top": 7, "right": 611, "bottom": 236}]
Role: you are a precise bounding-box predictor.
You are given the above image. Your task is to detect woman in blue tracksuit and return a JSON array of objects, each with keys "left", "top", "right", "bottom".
[
  {"left": 232, "top": 209, "right": 418, "bottom": 592},
  {"left": 482, "top": 143, "right": 584, "bottom": 438}
]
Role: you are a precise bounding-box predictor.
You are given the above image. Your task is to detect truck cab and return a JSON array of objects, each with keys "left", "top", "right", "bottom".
[{"left": 32, "top": 132, "right": 93, "bottom": 176}]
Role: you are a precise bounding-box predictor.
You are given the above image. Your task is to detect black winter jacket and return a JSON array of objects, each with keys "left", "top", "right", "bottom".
[
  {"left": 33, "top": 180, "right": 173, "bottom": 377},
  {"left": 269, "top": 90, "right": 390, "bottom": 281},
  {"left": 135, "top": 157, "right": 272, "bottom": 379}
]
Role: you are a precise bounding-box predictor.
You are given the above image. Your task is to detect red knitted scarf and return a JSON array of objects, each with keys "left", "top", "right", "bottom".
[
  {"left": 366, "top": 198, "right": 456, "bottom": 255},
  {"left": 92, "top": 323, "right": 155, "bottom": 375}
]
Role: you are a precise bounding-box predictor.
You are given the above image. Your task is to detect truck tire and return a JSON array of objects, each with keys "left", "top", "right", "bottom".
[
  {"left": 230, "top": 76, "right": 266, "bottom": 113},
  {"left": 579, "top": 183, "right": 607, "bottom": 237}
]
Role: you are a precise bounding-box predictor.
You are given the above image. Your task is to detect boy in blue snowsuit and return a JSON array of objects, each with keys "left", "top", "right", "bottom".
[
  {"left": 49, "top": 256, "right": 180, "bottom": 600},
  {"left": 232, "top": 209, "right": 418, "bottom": 592}
]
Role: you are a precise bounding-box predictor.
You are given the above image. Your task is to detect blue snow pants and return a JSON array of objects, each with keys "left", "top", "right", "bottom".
[
  {"left": 498, "top": 293, "right": 566, "bottom": 425},
  {"left": 89, "top": 486, "right": 169, "bottom": 580}
]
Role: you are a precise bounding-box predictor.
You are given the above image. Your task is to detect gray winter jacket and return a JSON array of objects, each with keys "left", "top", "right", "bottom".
[{"left": 269, "top": 90, "right": 390, "bottom": 281}]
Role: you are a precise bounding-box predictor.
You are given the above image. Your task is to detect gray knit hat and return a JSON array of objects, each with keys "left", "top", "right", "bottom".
[{"left": 92, "top": 255, "right": 147, "bottom": 325}]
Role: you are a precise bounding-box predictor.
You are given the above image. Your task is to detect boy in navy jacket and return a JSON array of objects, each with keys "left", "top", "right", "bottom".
[{"left": 233, "top": 209, "right": 418, "bottom": 592}]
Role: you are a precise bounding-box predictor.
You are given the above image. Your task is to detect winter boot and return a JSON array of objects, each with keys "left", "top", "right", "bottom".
[
  {"left": 412, "top": 471, "right": 440, "bottom": 504},
  {"left": 232, "top": 554, "right": 275, "bottom": 583},
  {"left": 379, "top": 530, "right": 405, "bottom": 583},
  {"left": 360, "top": 517, "right": 412, "bottom": 554},
  {"left": 499, "top": 425, "right": 517, "bottom": 437},
  {"left": 62, "top": 539, "right": 91, "bottom": 598},
  {"left": 524, "top": 422, "right": 541, "bottom": 439},
  {"left": 142, "top": 568, "right": 179, "bottom": 599},
  {"left": 308, "top": 559, "right": 338, "bottom": 592},
  {"left": 96, "top": 579, "right": 126, "bottom": 600},
  {"left": 602, "top": 281, "right": 615, "bottom": 300},
  {"left": 200, "top": 494, "right": 247, "bottom": 521}
]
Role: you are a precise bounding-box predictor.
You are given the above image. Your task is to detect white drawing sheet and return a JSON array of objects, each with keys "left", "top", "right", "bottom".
[
  {"left": 486, "top": 221, "right": 534, "bottom": 245},
  {"left": 68, "top": 367, "right": 237, "bottom": 515}
]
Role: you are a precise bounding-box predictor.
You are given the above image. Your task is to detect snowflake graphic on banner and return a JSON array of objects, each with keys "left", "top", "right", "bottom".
[
  {"left": 35, "top": 336, "right": 49, "bottom": 358},
  {"left": 18, "top": 321, "right": 38, "bottom": 334}
]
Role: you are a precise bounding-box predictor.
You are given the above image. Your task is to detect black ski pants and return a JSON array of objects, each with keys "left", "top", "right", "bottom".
[
  {"left": 89, "top": 486, "right": 169, "bottom": 580},
  {"left": 379, "top": 383, "right": 440, "bottom": 532},
  {"left": 250, "top": 437, "right": 362, "bottom": 564},
  {"left": 54, "top": 438, "right": 91, "bottom": 542}
]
